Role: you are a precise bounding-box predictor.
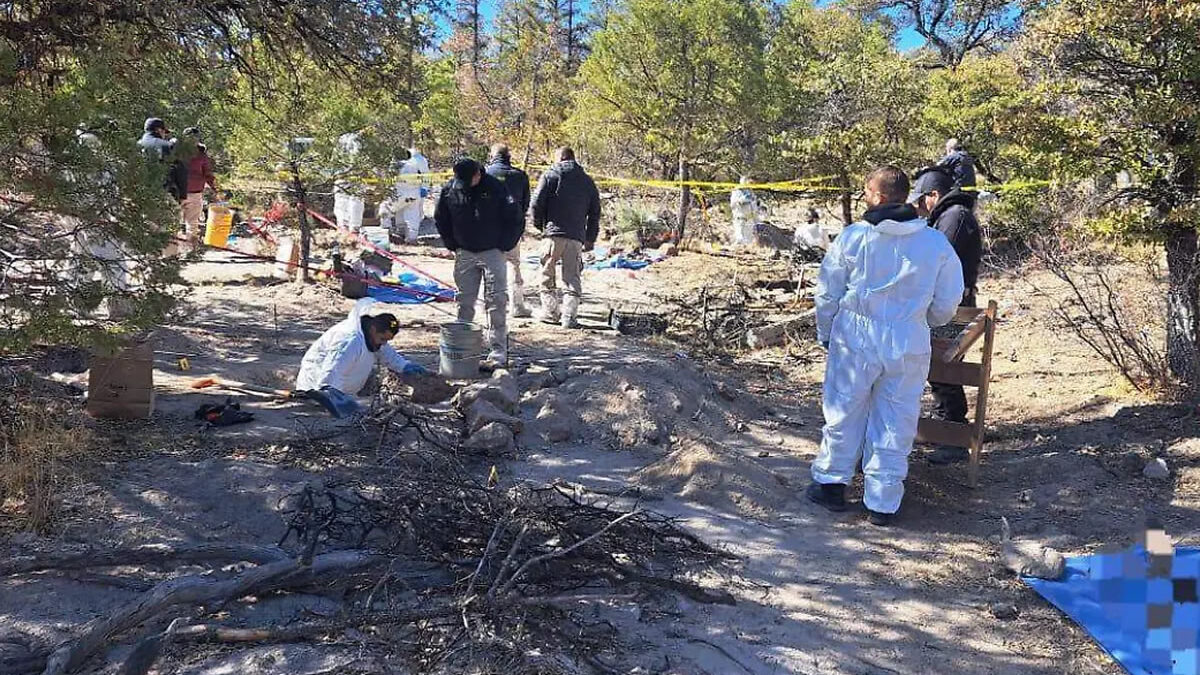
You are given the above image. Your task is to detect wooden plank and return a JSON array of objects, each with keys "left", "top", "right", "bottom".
[
  {"left": 952, "top": 306, "right": 985, "bottom": 324},
  {"left": 916, "top": 418, "right": 974, "bottom": 448},
  {"left": 932, "top": 337, "right": 955, "bottom": 359},
  {"left": 968, "top": 301, "right": 999, "bottom": 488},
  {"left": 943, "top": 312, "right": 989, "bottom": 362},
  {"left": 746, "top": 309, "right": 817, "bottom": 349},
  {"left": 928, "top": 360, "right": 983, "bottom": 387}
]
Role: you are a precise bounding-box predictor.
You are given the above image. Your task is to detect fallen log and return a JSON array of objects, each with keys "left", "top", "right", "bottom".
[
  {"left": 745, "top": 309, "right": 817, "bottom": 350},
  {"left": 1, "top": 543, "right": 290, "bottom": 576},
  {"left": 39, "top": 550, "right": 436, "bottom": 675}
]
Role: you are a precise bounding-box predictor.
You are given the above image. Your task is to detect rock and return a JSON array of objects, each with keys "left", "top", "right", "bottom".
[
  {"left": 658, "top": 242, "right": 679, "bottom": 257},
  {"left": 455, "top": 374, "right": 519, "bottom": 415},
  {"left": 490, "top": 368, "right": 519, "bottom": 403},
  {"left": 519, "top": 368, "right": 557, "bottom": 394},
  {"left": 1000, "top": 517, "right": 1065, "bottom": 580},
  {"left": 401, "top": 371, "right": 456, "bottom": 404},
  {"left": 465, "top": 398, "right": 524, "bottom": 435},
  {"left": 463, "top": 422, "right": 516, "bottom": 455},
  {"left": 990, "top": 602, "right": 1019, "bottom": 621},
  {"left": 714, "top": 381, "right": 737, "bottom": 401},
  {"left": 1143, "top": 457, "right": 1170, "bottom": 480},
  {"left": 535, "top": 403, "right": 577, "bottom": 443}
]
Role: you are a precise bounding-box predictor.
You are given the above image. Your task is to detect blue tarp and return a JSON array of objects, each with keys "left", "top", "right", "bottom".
[
  {"left": 587, "top": 255, "right": 653, "bottom": 271},
  {"left": 1024, "top": 546, "right": 1200, "bottom": 675},
  {"left": 366, "top": 272, "right": 456, "bottom": 304}
]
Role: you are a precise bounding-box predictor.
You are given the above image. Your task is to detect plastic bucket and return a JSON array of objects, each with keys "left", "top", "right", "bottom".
[
  {"left": 439, "top": 322, "right": 482, "bottom": 378},
  {"left": 204, "top": 203, "right": 234, "bottom": 247}
]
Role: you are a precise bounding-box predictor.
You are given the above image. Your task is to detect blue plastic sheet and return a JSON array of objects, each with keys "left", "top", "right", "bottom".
[
  {"left": 587, "top": 255, "right": 652, "bottom": 271},
  {"left": 1024, "top": 546, "right": 1200, "bottom": 675},
  {"left": 366, "top": 272, "right": 456, "bottom": 304}
]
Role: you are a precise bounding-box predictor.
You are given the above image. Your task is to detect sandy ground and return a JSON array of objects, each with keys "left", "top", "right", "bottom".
[{"left": 3, "top": 239, "right": 1198, "bottom": 674}]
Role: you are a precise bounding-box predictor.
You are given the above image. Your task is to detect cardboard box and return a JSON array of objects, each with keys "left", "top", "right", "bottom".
[{"left": 86, "top": 340, "right": 155, "bottom": 420}]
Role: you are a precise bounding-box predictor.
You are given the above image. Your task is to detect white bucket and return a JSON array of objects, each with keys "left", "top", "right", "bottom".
[{"left": 439, "top": 322, "right": 482, "bottom": 378}]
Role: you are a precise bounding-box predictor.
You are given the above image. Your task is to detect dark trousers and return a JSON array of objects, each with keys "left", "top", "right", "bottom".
[{"left": 931, "top": 289, "right": 977, "bottom": 424}]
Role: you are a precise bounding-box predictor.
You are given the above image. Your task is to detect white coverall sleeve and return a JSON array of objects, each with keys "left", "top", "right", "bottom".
[
  {"left": 927, "top": 248, "right": 965, "bottom": 328},
  {"left": 376, "top": 344, "right": 412, "bottom": 375},
  {"left": 815, "top": 233, "right": 850, "bottom": 343}
]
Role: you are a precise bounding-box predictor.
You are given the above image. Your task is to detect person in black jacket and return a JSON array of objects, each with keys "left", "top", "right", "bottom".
[
  {"left": 530, "top": 147, "right": 601, "bottom": 328},
  {"left": 485, "top": 144, "right": 532, "bottom": 318},
  {"left": 909, "top": 166, "right": 983, "bottom": 465},
  {"left": 434, "top": 157, "right": 523, "bottom": 365},
  {"left": 936, "top": 139, "right": 977, "bottom": 189}
]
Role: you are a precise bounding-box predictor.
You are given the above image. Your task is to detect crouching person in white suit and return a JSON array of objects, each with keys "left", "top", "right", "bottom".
[
  {"left": 807, "top": 166, "right": 964, "bottom": 527},
  {"left": 296, "top": 298, "right": 428, "bottom": 417}
]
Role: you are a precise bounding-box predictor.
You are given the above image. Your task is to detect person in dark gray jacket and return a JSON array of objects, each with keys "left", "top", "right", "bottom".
[
  {"left": 530, "top": 147, "right": 601, "bottom": 328},
  {"left": 936, "top": 139, "right": 977, "bottom": 189},
  {"left": 486, "top": 144, "right": 532, "bottom": 318}
]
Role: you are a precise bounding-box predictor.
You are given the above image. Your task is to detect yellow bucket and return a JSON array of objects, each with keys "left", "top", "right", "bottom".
[{"left": 203, "top": 204, "right": 233, "bottom": 247}]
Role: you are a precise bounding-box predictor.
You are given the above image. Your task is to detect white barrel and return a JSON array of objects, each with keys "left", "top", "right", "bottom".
[{"left": 439, "top": 322, "right": 482, "bottom": 378}]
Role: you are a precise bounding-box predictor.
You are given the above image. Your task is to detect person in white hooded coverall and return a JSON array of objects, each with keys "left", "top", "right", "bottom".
[
  {"left": 398, "top": 148, "right": 430, "bottom": 242},
  {"left": 295, "top": 298, "right": 427, "bottom": 417},
  {"left": 333, "top": 132, "right": 365, "bottom": 231},
  {"left": 729, "top": 176, "right": 759, "bottom": 246},
  {"left": 808, "top": 166, "right": 964, "bottom": 526}
]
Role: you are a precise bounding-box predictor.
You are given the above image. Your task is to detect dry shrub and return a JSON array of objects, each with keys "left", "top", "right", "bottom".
[
  {"left": 0, "top": 375, "right": 91, "bottom": 531},
  {"left": 1026, "top": 235, "right": 1170, "bottom": 392}
]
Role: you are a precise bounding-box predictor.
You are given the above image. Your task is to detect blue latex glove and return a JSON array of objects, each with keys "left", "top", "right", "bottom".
[{"left": 401, "top": 362, "right": 428, "bottom": 375}]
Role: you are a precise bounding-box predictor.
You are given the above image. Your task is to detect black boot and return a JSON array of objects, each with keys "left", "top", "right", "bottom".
[
  {"left": 806, "top": 482, "right": 847, "bottom": 512},
  {"left": 867, "top": 509, "right": 895, "bottom": 527}
]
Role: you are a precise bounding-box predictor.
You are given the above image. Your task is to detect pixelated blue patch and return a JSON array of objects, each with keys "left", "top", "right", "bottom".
[{"left": 1025, "top": 547, "right": 1200, "bottom": 675}]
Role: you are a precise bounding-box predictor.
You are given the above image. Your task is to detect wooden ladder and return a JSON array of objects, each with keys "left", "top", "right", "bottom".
[{"left": 915, "top": 301, "right": 999, "bottom": 487}]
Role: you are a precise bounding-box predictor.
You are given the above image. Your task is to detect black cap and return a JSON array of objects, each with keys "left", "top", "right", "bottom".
[
  {"left": 453, "top": 157, "right": 480, "bottom": 182},
  {"left": 908, "top": 167, "right": 956, "bottom": 204}
]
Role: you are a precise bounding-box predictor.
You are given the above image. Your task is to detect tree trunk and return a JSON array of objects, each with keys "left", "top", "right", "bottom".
[
  {"left": 677, "top": 155, "right": 690, "bottom": 242},
  {"left": 290, "top": 162, "right": 311, "bottom": 283},
  {"left": 1165, "top": 225, "right": 1200, "bottom": 390},
  {"left": 839, "top": 172, "right": 852, "bottom": 225}
]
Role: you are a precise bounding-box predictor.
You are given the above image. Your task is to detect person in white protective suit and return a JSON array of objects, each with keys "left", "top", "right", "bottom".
[
  {"left": 70, "top": 124, "right": 137, "bottom": 318},
  {"left": 333, "top": 132, "right": 365, "bottom": 231},
  {"left": 398, "top": 148, "right": 430, "bottom": 243},
  {"left": 729, "top": 176, "right": 759, "bottom": 246},
  {"left": 295, "top": 298, "right": 428, "bottom": 417},
  {"left": 807, "top": 166, "right": 964, "bottom": 526}
]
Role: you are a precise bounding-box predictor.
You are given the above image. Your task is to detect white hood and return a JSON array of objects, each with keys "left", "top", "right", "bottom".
[{"left": 872, "top": 217, "right": 926, "bottom": 236}]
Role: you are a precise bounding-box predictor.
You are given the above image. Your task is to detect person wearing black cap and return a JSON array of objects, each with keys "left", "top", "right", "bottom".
[
  {"left": 909, "top": 166, "right": 983, "bottom": 465},
  {"left": 296, "top": 298, "right": 428, "bottom": 418},
  {"left": 434, "top": 157, "right": 524, "bottom": 365}
]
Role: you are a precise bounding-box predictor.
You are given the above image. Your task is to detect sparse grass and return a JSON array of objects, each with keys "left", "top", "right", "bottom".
[{"left": 1, "top": 373, "right": 91, "bottom": 532}]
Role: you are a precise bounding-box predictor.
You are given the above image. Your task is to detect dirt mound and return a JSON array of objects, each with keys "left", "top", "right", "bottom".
[
  {"left": 519, "top": 358, "right": 763, "bottom": 451},
  {"left": 632, "top": 437, "right": 797, "bottom": 520}
]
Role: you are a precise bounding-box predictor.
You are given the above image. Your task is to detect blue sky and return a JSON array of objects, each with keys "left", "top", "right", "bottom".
[{"left": 466, "top": 0, "right": 926, "bottom": 51}]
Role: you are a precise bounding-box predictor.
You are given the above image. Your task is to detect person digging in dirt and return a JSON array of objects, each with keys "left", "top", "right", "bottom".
[
  {"left": 910, "top": 166, "right": 984, "bottom": 465},
  {"left": 530, "top": 146, "right": 601, "bottom": 328},
  {"left": 808, "top": 166, "right": 964, "bottom": 526},
  {"left": 435, "top": 157, "right": 524, "bottom": 366},
  {"left": 295, "top": 297, "right": 430, "bottom": 418},
  {"left": 486, "top": 143, "right": 533, "bottom": 318}
]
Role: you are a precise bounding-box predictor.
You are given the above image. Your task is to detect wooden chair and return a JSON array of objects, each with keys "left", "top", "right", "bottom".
[{"left": 915, "top": 301, "right": 999, "bottom": 487}]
